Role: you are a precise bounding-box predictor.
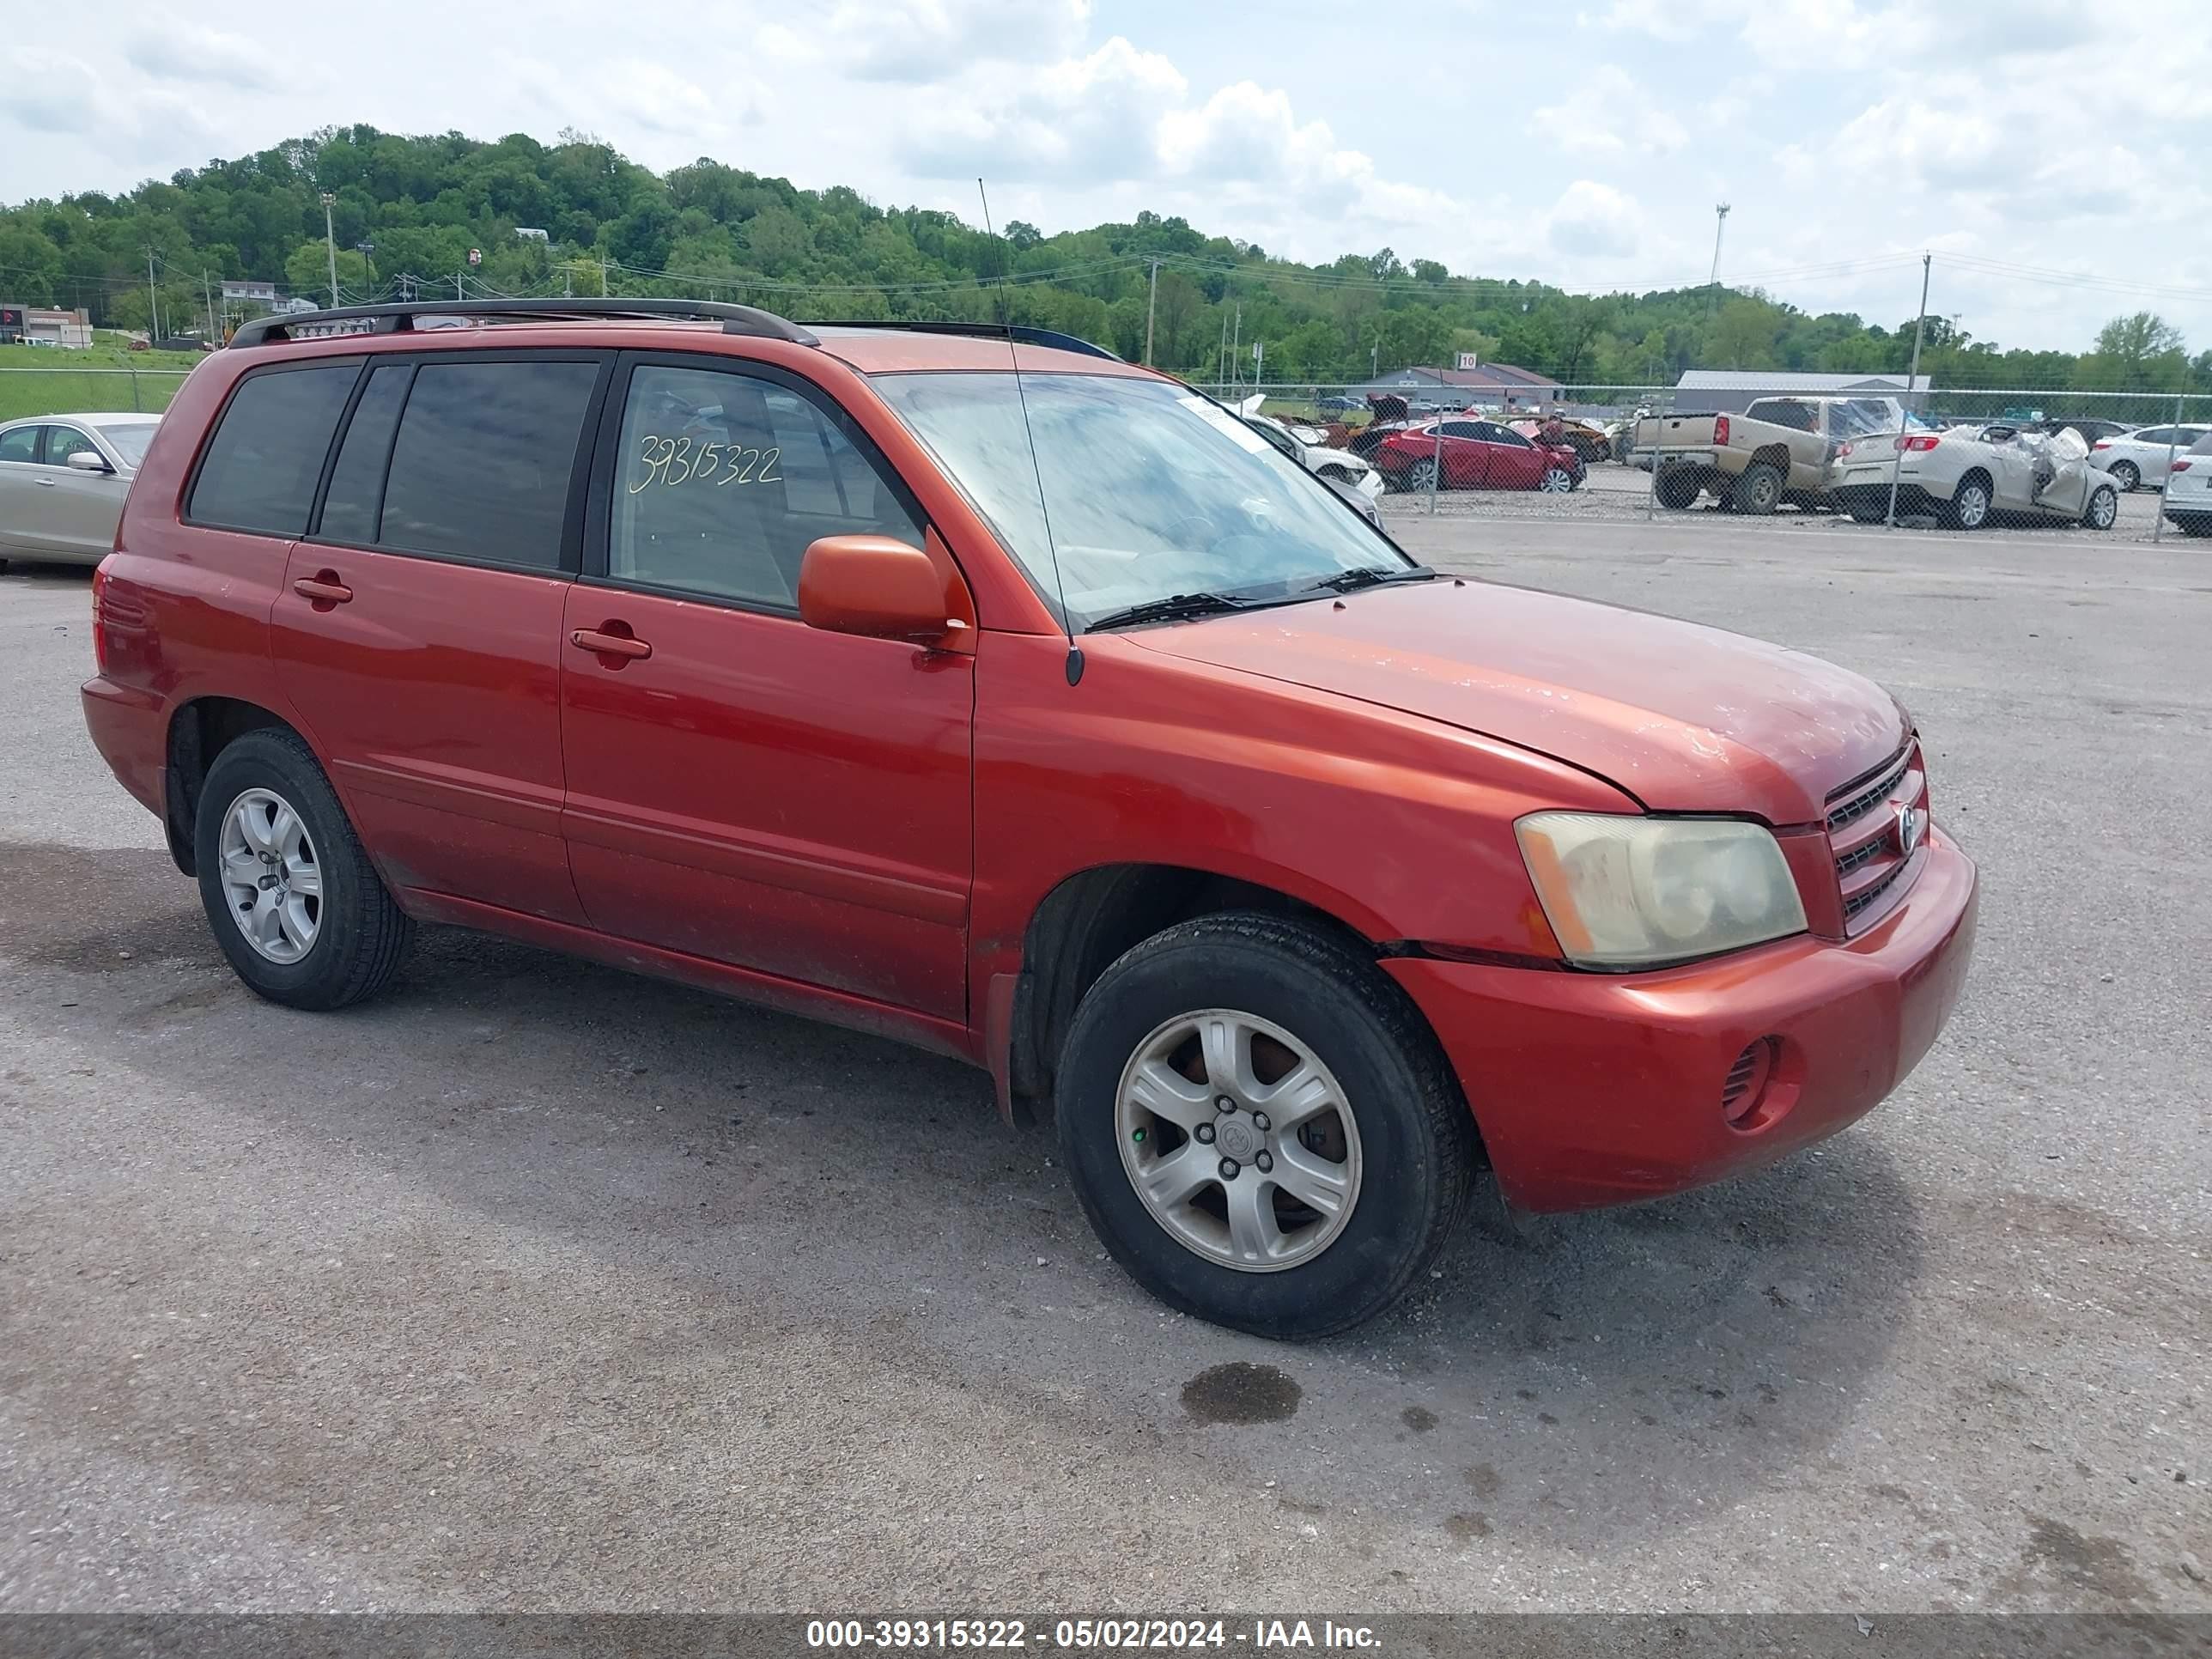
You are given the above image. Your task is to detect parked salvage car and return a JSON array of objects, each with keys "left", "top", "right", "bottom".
[
  {"left": 1508, "top": 416, "right": 1609, "bottom": 465},
  {"left": 1634, "top": 395, "right": 1904, "bottom": 513},
  {"left": 2160, "top": 431, "right": 2212, "bottom": 536},
  {"left": 1238, "top": 396, "right": 1387, "bottom": 505},
  {"left": 0, "top": 412, "right": 160, "bottom": 569},
  {"left": 1826, "top": 422, "right": 2120, "bottom": 530},
  {"left": 81, "top": 298, "right": 1976, "bottom": 1340},
  {"left": 1372, "top": 417, "right": 1583, "bottom": 493},
  {"left": 2089, "top": 423, "right": 2212, "bottom": 491}
]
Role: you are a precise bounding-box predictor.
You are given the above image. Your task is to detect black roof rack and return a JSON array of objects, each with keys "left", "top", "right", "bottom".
[
  {"left": 228, "top": 297, "right": 818, "bottom": 349},
  {"left": 809, "top": 320, "right": 1124, "bottom": 362}
]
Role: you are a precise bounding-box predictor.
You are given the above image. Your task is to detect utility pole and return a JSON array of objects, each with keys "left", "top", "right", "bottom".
[
  {"left": 320, "top": 192, "right": 339, "bottom": 308},
  {"left": 1217, "top": 312, "right": 1229, "bottom": 389},
  {"left": 1885, "top": 252, "right": 1935, "bottom": 529},
  {"left": 144, "top": 248, "right": 160, "bottom": 343},
  {"left": 1230, "top": 306, "right": 1241, "bottom": 390},
  {"left": 457, "top": 271, "right": 465, "bottom": 301},
  {"left": 1143, "top": 258, "right": 1158, "bottom": 368},
  {"left": 204, "top": 270, "right": 215, "bottom": 343},
  {"left": 1706, "top": 203, "right": 1731, "bottom": 317},
  {"left": 600, "top": 258, "right": 611, "bottom": 298}
]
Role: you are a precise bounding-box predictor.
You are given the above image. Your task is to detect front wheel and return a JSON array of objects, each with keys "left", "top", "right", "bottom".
[
  {"left": 1537, "top": 465, "right": 1577, "bottom": 494},
  {"left": 194, "top": 727, "right": 413, "bottom": 1011},
  {"left": 1730, "top": 461, "right": 1784, "bottom": 514},
  {"left": 1056, "top": 913, "right": 1476, "bottom": 1340},
  {"left": 2083, "top": 485, "right": 2118, "bottom": 531}
]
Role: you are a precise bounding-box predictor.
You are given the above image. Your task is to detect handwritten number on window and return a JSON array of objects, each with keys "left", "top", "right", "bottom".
[{"left": 631, "top": 434, "right": 785, "bottom": 491}]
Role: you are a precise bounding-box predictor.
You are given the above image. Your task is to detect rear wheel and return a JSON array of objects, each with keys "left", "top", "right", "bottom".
[
  {"left": 2108, "top": 460, "right": 2140, "bottom": 492},
  {"left": 1056, "top": 913, "right": 1476, "bottom": 1340},
  {"left": 194, "top": 727, "right": 413, "bottom": 1011},
  {"left": 1730, "top": 461, "right": 1785, "bottom": 514},
  {"left": 1944, "top": 475, "right": 1993, "bottom": 531},
  {"left": 1656, "top": 467, "right": 1701, "bottom": 510},
  {"left": 1407, "top": 456, "right": 1440, "bottom": 492},
  {"left": 2083, "top": 485, "right": 2118, "bottom": 531}
]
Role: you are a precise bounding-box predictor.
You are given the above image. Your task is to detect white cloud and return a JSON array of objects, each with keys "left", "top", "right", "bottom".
[
  {"left": 1534, "top": 68, "right": 1687, "bottom": 156},
  {"left": 1547, "top": 181, "right": 1645, "bottom": 259},
  {"left": 823, "top": 0, "right": 1093, "bottom": 81},
  {"left": 122, "top": 31, "right": 284, "bottom": 92}
]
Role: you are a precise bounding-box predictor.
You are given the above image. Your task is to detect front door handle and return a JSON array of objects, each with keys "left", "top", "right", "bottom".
[
  {"left": 34, "top": 476, "right": 56, "bottom": 487},
  {"left": 294, "top": 572, "right": 353, "bottom": 606},
  {"left": 570, "top": 627, "right": 653, "bottom": 662}
]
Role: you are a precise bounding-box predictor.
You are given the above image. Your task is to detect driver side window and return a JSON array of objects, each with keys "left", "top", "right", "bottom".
[{"left": 46, "top": 426, "right": 102, "bottom": 467}]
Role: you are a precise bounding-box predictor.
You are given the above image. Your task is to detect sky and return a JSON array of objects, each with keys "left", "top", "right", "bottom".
[{"left": 3, "top": 0, "right": 2208, "bottom": 359}]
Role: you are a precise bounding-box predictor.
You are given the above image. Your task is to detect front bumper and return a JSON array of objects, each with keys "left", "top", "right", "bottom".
[{"left": 1385, "top": 830, "right": 1978, "bottom": 1212}]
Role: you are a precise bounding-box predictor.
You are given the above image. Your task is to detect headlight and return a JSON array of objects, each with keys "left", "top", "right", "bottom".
[{"left": 1516, "top": 813, "right": 1808, "bottom": 969}]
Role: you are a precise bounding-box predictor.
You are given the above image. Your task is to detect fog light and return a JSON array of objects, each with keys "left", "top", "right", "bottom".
[{"left": 1721, "top": 1038, "right": 1779, "bottom": 1128}]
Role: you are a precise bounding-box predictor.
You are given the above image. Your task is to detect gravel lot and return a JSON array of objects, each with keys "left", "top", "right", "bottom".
[{"left": 2, "top": 514, "right": 2207, "bottom": 1617}]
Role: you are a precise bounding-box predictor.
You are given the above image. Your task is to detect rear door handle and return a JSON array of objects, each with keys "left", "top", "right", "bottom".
[
  {"left": 293, "top": 573, "right": 353, "bottom": 605},
  {"left": 570, "top": 628, "right": 652, "bottom": 661}
]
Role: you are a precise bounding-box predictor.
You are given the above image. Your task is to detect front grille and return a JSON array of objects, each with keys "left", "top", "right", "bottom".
[{"left": 1825, "top": 744, "right": 1928, "bottom": 933}]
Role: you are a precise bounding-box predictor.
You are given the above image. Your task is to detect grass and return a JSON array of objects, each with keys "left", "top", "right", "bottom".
[{"left": 0, "top": 343, "right": 201, "bottom": 422}]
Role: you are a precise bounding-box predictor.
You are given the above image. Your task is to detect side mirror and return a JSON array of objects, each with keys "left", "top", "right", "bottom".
[
  {"left": 798, "top": 534, "right": 965, "bottom": 647},
  {"left": 65, "top": 449, "right": 111, "bottom": 473}
]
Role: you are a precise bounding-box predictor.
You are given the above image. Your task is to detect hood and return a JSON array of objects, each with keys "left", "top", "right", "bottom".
[{"left": 1128, "top": 580, "right": 1906, "bottom": 824}]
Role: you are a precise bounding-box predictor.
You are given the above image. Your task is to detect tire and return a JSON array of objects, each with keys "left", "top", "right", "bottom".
[
  {"left": 1407, "top": 456, "right": 1440, "bottom": 493},
  {"left": 1944, "top": 475, "right": 1993, "bottom": 531},
  {"left": 1055, "top": 912, "right": 1477, "bottom": 1340},
  {"left": 2108, "top": 460, "right": 2140, "bottom": 492},
  {"left": 2083, "top": 485, "right": 2118, "bottom": 531},
  {"left": 1730, "top": 461, "right": 1784, "bottom": 514},
  {"left": 1847, "top": 501, "right": 1888, "bottom": 525},
  {"left": 1656, "top": 466, "right": 1701, "bottom": 510},
  {"left": 194, "top": 726, "right": 413, "bottom": 1011},
  {"left": 1536, "top": 465, "right": 1577, "bottom": 494}
]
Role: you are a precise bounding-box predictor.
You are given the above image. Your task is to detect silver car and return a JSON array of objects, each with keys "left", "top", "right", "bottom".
[
  {"left": 1825, "top": 422, "right": 2121, "bottom": 531},
  {"left": 2088, "top": 422, "right": 2211, "bottom": 492},
  {"left": 0, "top": 412, "right": 159, "bottom": 568}
]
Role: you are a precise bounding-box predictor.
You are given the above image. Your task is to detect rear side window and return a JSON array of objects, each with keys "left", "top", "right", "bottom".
[
  {"left": 188, "top": 365, "right": 359, "bottom": 535},
  {"left": 377, "top": 361, "right": 601, "bottom": 568},
  {"left": 317, "top": 364, "right": 413, "bottom": 545},
  {"left": 0, "top": 426, "right": 40, "bottom": 464},
  {"left": 1747, "top": 399, "right": 1816, "bottom": 433}
]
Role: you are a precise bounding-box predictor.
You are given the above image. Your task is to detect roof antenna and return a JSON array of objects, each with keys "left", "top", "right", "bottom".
[{"left": 979, "top": 177, "right": 1082, "bottom": 687}]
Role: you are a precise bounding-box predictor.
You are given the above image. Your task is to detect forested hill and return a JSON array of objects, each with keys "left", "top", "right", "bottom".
[{"left": 1, "top": 124, "right": 2202, "bottom": 393}]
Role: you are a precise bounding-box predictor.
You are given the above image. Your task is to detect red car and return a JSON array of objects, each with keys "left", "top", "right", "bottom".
[
  {"left": 81, "top": 299, "right": 1976, "bottom": 1339},
  {"left": 1372, "top": 416, "right": 1583, "bottom": 493}
]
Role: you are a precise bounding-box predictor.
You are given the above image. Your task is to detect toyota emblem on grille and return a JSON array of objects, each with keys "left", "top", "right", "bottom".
[{"left": 1896, "top": 803, "right": 1923, "bottom": 857}]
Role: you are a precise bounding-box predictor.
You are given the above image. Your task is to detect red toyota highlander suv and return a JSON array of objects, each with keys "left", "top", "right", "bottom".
[{"left": 82, "top": 300, "right": 1977, "bottom": 1338}]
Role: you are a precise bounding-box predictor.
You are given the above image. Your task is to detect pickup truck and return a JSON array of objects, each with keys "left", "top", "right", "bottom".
[{"left": 1633, "top": 395, "right": 1905, "bottom": 514}]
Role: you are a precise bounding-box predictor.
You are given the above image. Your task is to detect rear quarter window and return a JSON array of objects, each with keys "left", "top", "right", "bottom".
[{"left": 187, "top": 363, "right": 360, "bottom": 536}]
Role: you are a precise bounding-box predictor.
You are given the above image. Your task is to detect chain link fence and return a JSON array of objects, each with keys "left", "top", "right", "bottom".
[{"left": 0, "top": 368, "right": 193, "bottom": 423}]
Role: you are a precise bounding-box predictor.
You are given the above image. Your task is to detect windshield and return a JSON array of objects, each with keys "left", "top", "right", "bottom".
[
  {"left": 872, "top": 372, "right": 1406, "bottom": 627},
  {"left": 94, "top": 423, "right": 155, "bottom": 468}
]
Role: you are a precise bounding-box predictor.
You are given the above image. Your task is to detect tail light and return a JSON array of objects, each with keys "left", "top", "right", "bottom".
[
  {"left": 90, "top": 562, "right": 111, "bottom": 675},
  {"left": 2092, "top": 441, "right": 2112, "bottom": 450},
  {"left": 1713, "top": 416, "right": 1730, "bottom": 446},
  {"left": 2174, "top": 460, "right": 2194, "bottom": 473},
  {"left": 1895, "top": 435, "right": 1941, "bottom": 453}
]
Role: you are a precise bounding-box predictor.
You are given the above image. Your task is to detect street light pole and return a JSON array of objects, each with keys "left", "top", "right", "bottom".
[
  {"left": 320, "top": 192, "right": 339, "bottom": 308},
  {"left": 1144, "top": 258, "right": 1158, "bottom": 368},
  {"left": 1708, "top": 203, "right": 1731, "bottom": 313}
]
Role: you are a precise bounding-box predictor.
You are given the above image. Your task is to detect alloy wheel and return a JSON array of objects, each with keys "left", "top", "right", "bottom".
[
  {"left": 1538, "top": 466, "right": 1575, "bottom": 493},
  {"left": 1115, "top": 1008, "right": 1362, "bottom": 1273},
  {"left": 217, "top": 787, "right": 323, "bottom": 963}
]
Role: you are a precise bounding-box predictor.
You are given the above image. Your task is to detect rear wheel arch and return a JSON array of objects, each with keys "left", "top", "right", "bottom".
[{"left": 163, "top": 696, "right": 296, "bottom": 876}]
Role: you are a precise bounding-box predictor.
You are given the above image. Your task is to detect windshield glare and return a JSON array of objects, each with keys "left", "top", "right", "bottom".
[
  {"left": 871, "top": 372, "right": 1406, "bottom": 627},
  {"left": 94, "top": 423, "right": 155, "bottom": 468}
]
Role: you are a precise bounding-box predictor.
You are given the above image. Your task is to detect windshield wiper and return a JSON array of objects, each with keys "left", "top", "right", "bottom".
[
  {"left": 1085, "top": 592, "right": 1260, "bottom": 632},
  {"left": 1307, "top": 565, "right": 1436, "bottom": 593}
]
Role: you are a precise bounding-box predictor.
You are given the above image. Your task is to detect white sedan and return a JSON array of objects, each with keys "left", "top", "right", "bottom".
[
  {"left": 1825, "top": 422, "right": 2121, "bottom": 531},
  {"left": 1237, "top": 396, "right": 1388, "bottom": 504},
  {"left": 0, "top": 412, "right": 160, "bottom": 568},
  {"left": 2088, "top": 422, "right": 2211, "bottom": 491}
]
